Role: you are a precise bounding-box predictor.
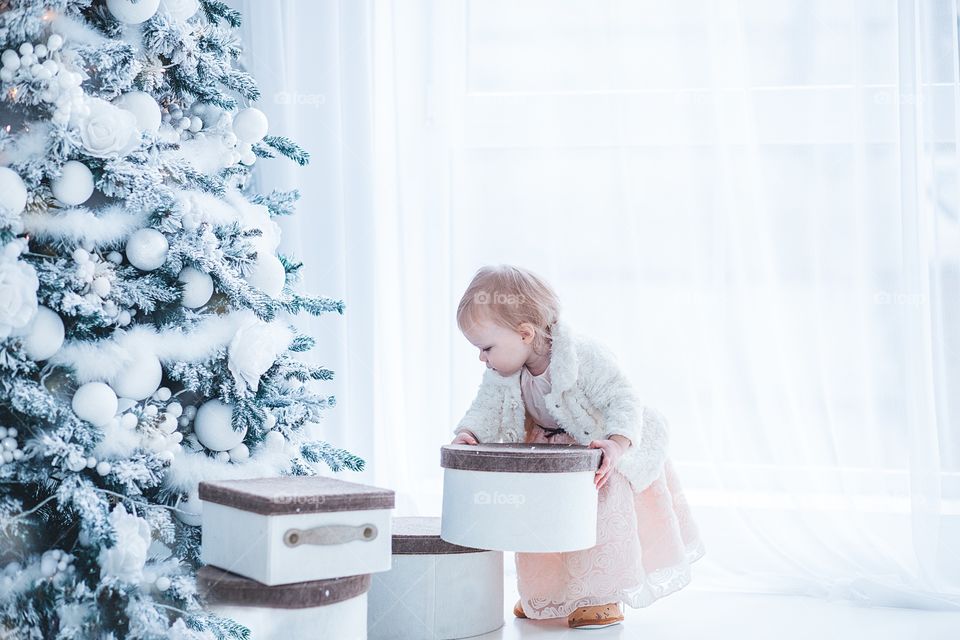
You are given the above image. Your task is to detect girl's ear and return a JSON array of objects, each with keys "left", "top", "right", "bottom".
[{"left": 520, "top": 321, "right": 539, "bottom": 343}]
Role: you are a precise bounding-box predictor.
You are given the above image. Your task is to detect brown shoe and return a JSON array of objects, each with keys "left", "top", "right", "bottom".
[
  {"left": 513, "top": 599, "right": 527, "bottom": 618},
  {"left": 567, "top": 602, "right": 623, "bottom": 629}
]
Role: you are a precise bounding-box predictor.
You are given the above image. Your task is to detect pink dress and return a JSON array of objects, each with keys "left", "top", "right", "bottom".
[{"left": 515, "top": 363, "right": 706, "bottom": 619}]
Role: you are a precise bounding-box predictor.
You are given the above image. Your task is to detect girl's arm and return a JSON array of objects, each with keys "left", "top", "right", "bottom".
[
  {"left": 454, "top": 368, "right": 510, "bottom": 443},
  {"left": 577, "top": 340, "right": 644, "bottom": 446}
]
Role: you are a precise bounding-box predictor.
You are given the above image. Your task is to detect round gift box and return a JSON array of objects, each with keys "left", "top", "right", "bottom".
[
  {"left": 198, "top": 565, "right": 370, "bottom": 640},
  {"left": 440, "top": 443, "right": 602, "bottom": 552},
  {"left": 368, "top": 516, "right": 504, "bottom": 640}
]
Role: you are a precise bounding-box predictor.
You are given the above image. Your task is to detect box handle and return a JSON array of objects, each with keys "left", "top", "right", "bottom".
[{"left": 283, "top": 524, "right": 379, "bottom": 547}]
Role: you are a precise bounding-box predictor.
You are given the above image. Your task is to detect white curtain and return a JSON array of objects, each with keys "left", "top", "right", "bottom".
[{"left": 243, "top": 0, "right": 960, "bottom": 607}]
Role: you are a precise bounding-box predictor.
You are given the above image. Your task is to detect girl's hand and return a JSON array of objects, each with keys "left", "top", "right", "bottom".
[
  {"left": 451, "top": 431, "right": 479, "bottom": 445},
  {"left": 588, "top": 438, "right": 625, "bottom": 490}
]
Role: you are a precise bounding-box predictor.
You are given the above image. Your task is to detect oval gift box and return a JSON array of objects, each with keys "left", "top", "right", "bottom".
[
  {"left": 440, "top": 443, "right": 602, "bottom": 552},
  {"left": 368, "top": 516, "right": 504, "bottom": 640},
  {"left": 199, "top": 475, "right": 395, "bottom": 586},
  {"left": 199, "top": 564, "right": 370, "bottom": 640}
]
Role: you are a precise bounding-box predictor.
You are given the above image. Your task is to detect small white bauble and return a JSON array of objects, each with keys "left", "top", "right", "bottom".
[
  {"left": 1, "top": 49, "right": 19, "bottom": 69},
  {"left": 0, "top": 167, "right": 27, "bottom": 216},
  {"left": 232, "top": 107, "right": 268, "bottom": 143},
  {"left": 120, "top": 412, "right": 138, "bottom": 429},
  {"left": 51, "top": 161, "right": 94, "bottom": 206},
  {"left": 194, "top": 399, "right": 246, "bottom": 452},
  {"left": 174, "top": 491, "right": 203, "bottom": 526},
  {"left": 47, "top": 34, "right": 63, "bottom": 52},
  {"left": 110, "top": 353, "right": 162, "bottom": 401},
  {"left": 263, "top": 430, "right": 285, "bottom": 451},
  {"left": 72, "top": 382, "right": 118, "bottom": 427},
  {"left": 228, "top": 443, "right": 249, "bottom": 462},
  {"left": 96, "top": 461, "right": 111, "bottom": 476},
  {"left": 161, "top": 0, "right": 199, "bottom": 20},
  {"left": 155, "top": 575, "right": 171, "bottom": 591},
  {"left": 86, "top": 456, "right": 97, "bottom": 468},
  {"left": 113, "top": 91, "right": 161, "bottom": 134},
  {"left": 159, "top": 414, "right": 178, "bottom": 434},
  {"left": 177, "top": 267, "right": 213, "bottom": 308},
  {"left": 106, "top": 0, "right": 161, "bottom": 24},
  {"left": 125, "top": 228, "right": 168, "bottom": 271},
  {"left": 214, "top": 451, "right": 230, "bottom": 463},
  {"left": 91, "top": 276, "right": 111, "bottom": 297},
  {"left": 12, "top": 306, "right": 64, "bottom": 361},
  {"left": 245, "top": 255, "right": 285, "bottom": 297}
]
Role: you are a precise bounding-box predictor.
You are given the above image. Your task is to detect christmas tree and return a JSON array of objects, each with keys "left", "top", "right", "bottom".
[{"left": 0, "top": 1, "right": 363, "bottom": 637}]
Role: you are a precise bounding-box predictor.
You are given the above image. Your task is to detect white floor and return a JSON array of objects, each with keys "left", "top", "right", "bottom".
[{"left": 471, "top": 554, "right": 960, "bottom": 640}]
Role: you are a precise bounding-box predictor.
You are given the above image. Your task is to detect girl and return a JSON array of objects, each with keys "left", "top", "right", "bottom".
[{"left": 451, "top": 265, "right": 705, "bottom": 630}]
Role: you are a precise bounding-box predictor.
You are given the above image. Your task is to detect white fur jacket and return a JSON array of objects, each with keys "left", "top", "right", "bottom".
[{"left": 454, "top": 319, "right": 670, "bottom": 493}]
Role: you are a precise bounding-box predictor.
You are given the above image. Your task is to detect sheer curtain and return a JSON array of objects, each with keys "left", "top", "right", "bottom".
[{"left": 243, "top": 0, "right": 960, "bottom": 607}]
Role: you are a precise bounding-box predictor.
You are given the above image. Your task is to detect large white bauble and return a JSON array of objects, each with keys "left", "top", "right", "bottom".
[
  {"left": 125, "top": 228, "right": 168, "bottom": 271},
  {"left": 72, "top": 382, "right": 118, "bottom": 427},
  {"left": 174, "top": 491, "right": 203, "bottom": 526},
  {"left": 194, "top": 399, "right": 246, "bottom": 452},
  {"left": 106, "top": 0, "right": 161, "bottom": 24},
  {"left": 51, "top": 161, "right": 95, "bottom": 206},
  {"left": 113, "top": 91, "right": 161, "bottom": 134},
  {"left": 245, "top": 255, "right": 285, "bottom": 297},
  {"left": 232, "top": 108, "right": 268, "bottom": 143},
  {"left": 110, "top": 353, "right": 162, "bottom": 400},
  {"left": 12, "top": 306, "right": 64, "bottom": 361},
  {"left": 177, "top": 267, "right": 213, "bottom": 308},
  {"left": 0, "top": 167, "right": 27, "bottom": 216}
]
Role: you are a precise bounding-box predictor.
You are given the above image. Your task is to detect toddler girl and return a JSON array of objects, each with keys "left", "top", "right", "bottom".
[{"left": 451, "top": 265, "right": 705, "bottom": 630}]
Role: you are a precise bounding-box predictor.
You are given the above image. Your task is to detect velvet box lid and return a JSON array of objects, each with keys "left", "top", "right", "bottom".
[
  {"left": 440, "top": 443, "right": 601, "bottom": 473},
  {"left": 198, "top": 476, "right": 396, "bottom": 516}
]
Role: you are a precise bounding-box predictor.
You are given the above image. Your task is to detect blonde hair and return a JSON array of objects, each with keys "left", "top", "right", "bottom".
[{"left": 456, "top": 265, "right": 561, "bottom": 355}]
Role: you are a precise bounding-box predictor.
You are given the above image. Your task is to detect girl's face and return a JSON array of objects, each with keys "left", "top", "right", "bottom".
[{"left": 462, "top": 319, "right": 537, "bottom": 377}]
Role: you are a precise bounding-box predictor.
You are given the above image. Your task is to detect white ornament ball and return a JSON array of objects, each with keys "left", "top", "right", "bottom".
[
  {"left": 106, "top": 0, "right": 161, "bottom": 24},
  {"left": 47, "top": 34, "right": 63, "bottom": 52},
  {"left": 177, "top": 267, "right": 213, "bottom": 308},
  {"left": 113, "top": 91, "right": 162, "bottom": 134},
  {"left": 125, "top": 228, "right": 168, "bottom": 271},
  {"left": 92, "top": 276, "right": 111, "bottom": 297},
  {"left": 194, "top": 399, "right": 246, "bottom": 452},
  {"left": 96, "top": 461, "right": 111, "bottom": 476},
  {"left": 12, "top": 306, "right": 64, "bottom": 361},
  {"left": 86, "top": 456, "right": 97, "bottom": 468},
  {"left": 155, "top": 575, "right": 171, "bottom": 591},
  {"left": 120, "top": 412, "right": 138, "bottom": 429},
  {"left": 245, "top": 255, "right": 285, "bottom": 297},
  {"left": 110, "top": 353, "right": 162, "bottom": 401},
  {"left": 1, "top": 50, "right": 19, "bottom": 70},
  {"left": 174, "top": 491, "right": 203, "bottom": 526},
  {"left": 72, "top": 382, "right": 118, "bottom": 427},
  {"left": 214, "top": 451, "right": 230, "bottom": 463},
  {"left": 51, "top": 161, "right": 94, "bottom": 206},
  {"left": 264, "top": 430, "right": 285, "bottom": 451},
  {"left": 232, "top": 108, "right": 268, "bottom": 143},
  {"left": 0, "top": 167, "right": 28, "bottom": 216},
  {"left": 228, "top": 443, "right": 249, "bottom": 462}
]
